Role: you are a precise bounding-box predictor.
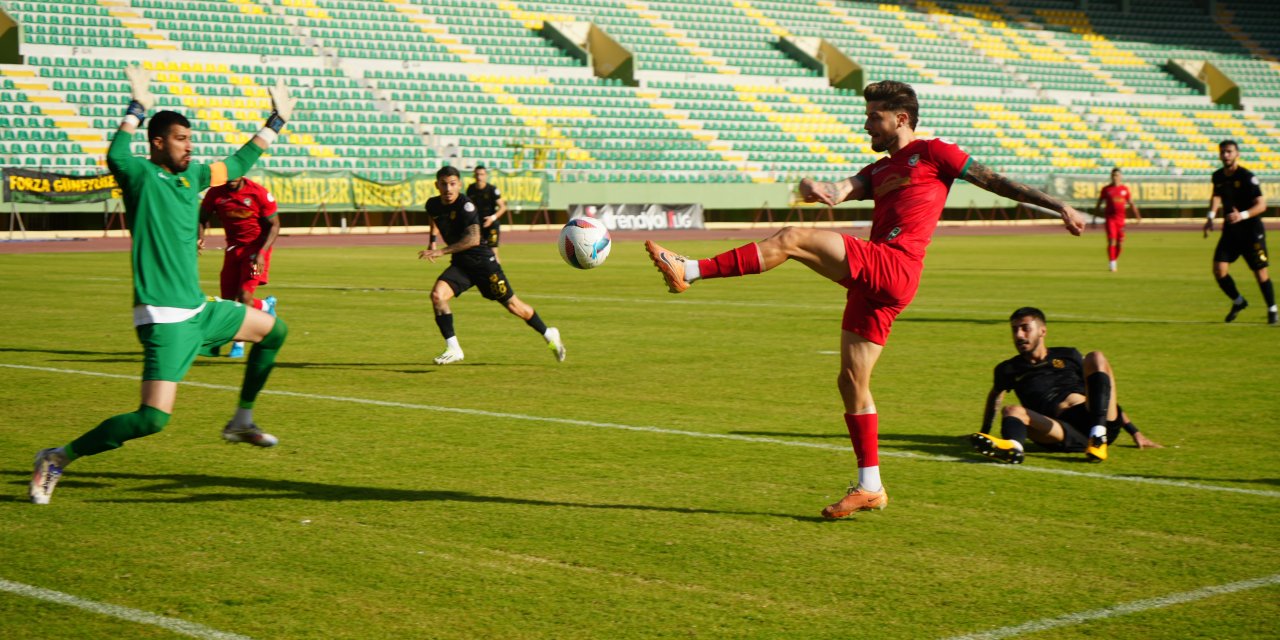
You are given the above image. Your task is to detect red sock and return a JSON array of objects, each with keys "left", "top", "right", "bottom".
[
  {"left": 250, "top": 298, "right": 264, "bottom": 310},
  {"left": 1114, "top": 243, "right": 1122, "bottom": 259},
  {"left": 1108, "top": 245, "right": 1118, "bottom": 261},
  {"left": 843, "top": 413, "right": 879, "bottom": 468},
  {"left": 697, "top": 243, "right": 761, "bottom": 279}
]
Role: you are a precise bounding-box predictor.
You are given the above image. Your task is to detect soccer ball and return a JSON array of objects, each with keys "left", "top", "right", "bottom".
[{"left": 558, "top": 217, "right": 611, "bottom": 269}]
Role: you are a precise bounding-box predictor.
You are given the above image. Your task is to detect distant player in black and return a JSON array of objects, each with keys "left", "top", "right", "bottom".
[
  {"left": 1203, "top": 139, "right": 1275, "bottom": 325},
  {"left": 466, "top": 165, "right": 508, "bottom": 262},
  {"left": 971, "top": 307, "right": 1160, "bottom": 464},
  {"left": 419, "top": 165, "right": 564, "bottom": 364}
]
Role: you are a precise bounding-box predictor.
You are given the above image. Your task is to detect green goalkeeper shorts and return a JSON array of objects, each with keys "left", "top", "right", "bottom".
[{"left": 137, "top": 298, "right": 247, "bottom": 382}]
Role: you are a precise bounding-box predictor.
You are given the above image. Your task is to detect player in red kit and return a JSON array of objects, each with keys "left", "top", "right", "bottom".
[
  {"left": 200, "top": 176, "right": 281, "bottom": 357},
  {"left": 645, "top": 81, "right": 1085, "bottom": 519},
  {"left": 1093, "top": 168, "right": 1141, "bottom": 271}
]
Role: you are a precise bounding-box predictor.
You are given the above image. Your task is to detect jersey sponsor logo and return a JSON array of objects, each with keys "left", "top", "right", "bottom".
[
  {"left": 873, "top": 175, "right": 910, "bottom": 198},
  {"left": 886, "top": 226, "right": 902, "bottom": 240}
]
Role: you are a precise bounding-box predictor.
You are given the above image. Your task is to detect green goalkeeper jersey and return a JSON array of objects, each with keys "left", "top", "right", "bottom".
[{"left": 107, "top": 129, "right": 262, "bottom": 312}]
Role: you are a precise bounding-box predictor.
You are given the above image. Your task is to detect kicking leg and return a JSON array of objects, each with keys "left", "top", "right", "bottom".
[
  {"left": 646, "top": 226, "right": 849, "bottom": 293},
  {"left": 822, "top": 330, "right": 888, "bottom": 519},
  {"left": 1215, "top": 261, "right": 1249, "bottom": 322},
  {"left": 1253, "top": 267, "right": 1276, "bottom": 324}
]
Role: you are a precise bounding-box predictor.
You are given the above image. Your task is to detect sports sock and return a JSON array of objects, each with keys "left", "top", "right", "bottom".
[
  {"left": 843, "top": 413, "right": 882, "bottom": 492},
  {"left": 250, "top": 298, "right": 264, "bottom": 311},
  {"left": 697, "top": 243, "right": 761, "bottom": 280},
  {"left": 65, "top": 405, "right": 171, "bottom": 459},
  {"left": 999, "top": 416, "right": 1028, "bottom": 447},
  {"left": 1085, "top": 372, "right": 1111, "bottom": 431},
  {"left": 1115, "top": 242, "right": 1123, "bottom": 259},
  {"left": 1216, "top": 275, "right": 1243, "bottom": 303},
  {"left": 683, "top": 259, "right": 701, "bottom": 282},
  {"left": 239, "top": 317, "right": 287, "bottom": 409},
  {"left": 445, "top": 336, "right": 461, "bottom": 351},
  {"left": 1260, "top": 279, "right": 1275, "bottom": 308},
  {"left": 435, "top": 312, "right": 455, "bottom": 339},
  {"left": 1090, "top": 425, "right": 1107, "bottom": 442},
  {"left": 232, "top": 406, "right": 253, "bottom": 426},
  {"left": 1108, "top": 245, "right": 1118, "bottom": 261},
  {"left": 525, "top": 311, "right": 548, "bottom": 334}
]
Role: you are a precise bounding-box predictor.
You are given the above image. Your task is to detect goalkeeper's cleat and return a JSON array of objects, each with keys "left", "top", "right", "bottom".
[
  {"left": 545, "top": 327, "right": 566, "bottom": 362},
  {"left": 222, "top": 422, "right": 279, "bottom": 448},
  {"left": 433, "top": 347, "right": 465, "bottom": 365},
  {"left": 30, "top": 448, "right": 67, "bottom": 505},
  {"left": 1085, "top": 436, "right": 1108, "bottom": 463},
  {"left": 970, "top": 432, "right": 1024, "bottom": 464},
  {"left": 645, "top": 240, "right": 690, "bottom": 294},
  {"left": 820, "top": 483, "right": 888, "bottom": 519},
  {"left": 1225, "top": 299, "right": 1248, "bottom": 323},
  {"left": 262, "top": 296, "right": 278, "bottom": 317},
  {"left": 228, "top": 341, "right": 245, "bottom": 358}
]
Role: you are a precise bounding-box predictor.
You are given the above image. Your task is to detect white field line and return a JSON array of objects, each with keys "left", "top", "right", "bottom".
[
  {"left": 0, "top": 578, "right": 254, "bottom": 640},
  {"left": 4, "top": 364, "right": 1278, "bottom": 499},
  {"left": 942, "top": 573, "right": 1280, "bottom": 640}
]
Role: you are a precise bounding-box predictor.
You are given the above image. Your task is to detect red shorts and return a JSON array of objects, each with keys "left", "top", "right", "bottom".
[
  {"left": 220, "top": 245, "right": 271, "bottom": 300},
  {"left": 838, "top": 235, "right": 922, "bottom": 346},
  {"left": 1105, "top": 217, "right": 1125, "bottom": 241}
]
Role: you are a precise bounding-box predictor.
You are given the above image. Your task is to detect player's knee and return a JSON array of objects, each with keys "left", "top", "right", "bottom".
[
  {"left": 259, "top": 317, "right": 288, "bottom": 349},
  {"left": 1084, "top": 350, "right": 1108, "bottom": 370},
  {"left": 1001, "top": 405, "right": 1028, "bottom": 421},
  {"left": 774, "top": 226, "right": 806, "bottom": 250},
  {"left": 136, "top": 405, "right": 171, "bottom": 436},
  {"left": 430, "top": 288, "right": 450, "bottom": 306}
]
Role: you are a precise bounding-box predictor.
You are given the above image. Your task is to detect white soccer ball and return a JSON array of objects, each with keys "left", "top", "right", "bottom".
[{"left": 558, "top": 217, "right": 612, "bottom": 269}]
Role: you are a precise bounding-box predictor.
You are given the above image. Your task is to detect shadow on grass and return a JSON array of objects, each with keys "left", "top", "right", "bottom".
[{"left": 2, "top": 471, "right": 831, "bottom": 523}]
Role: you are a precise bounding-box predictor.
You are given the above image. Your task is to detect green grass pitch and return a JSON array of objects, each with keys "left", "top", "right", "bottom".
[{"left": 1, "top": 231, "right": 1277, "bottom": 639}]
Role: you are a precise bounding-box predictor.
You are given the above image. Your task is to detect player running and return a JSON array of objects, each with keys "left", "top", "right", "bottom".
[
  {"left": 30, "top": 66, "right": 294, "bottom": 504},
  {"left": 645, "top": 81, "right": 1086, "bottom": 519},
  {"left": 1204, "top": 140, "right": 1275, "bottom": 325},
  {"left": 971, "top": 307, "right": 1161, "bottom": 465},
  {"left": 199, "top": 176, "right": 281, "bottom": 357},
  {"left": 420, "top": 165, "right": 564, "bottom": 365},
  {"left": 1093, "top": 167, "right": 1141, "bottom": 272},
  {"left": 466, "top": 164, "right": 508, "bottom": 263}
]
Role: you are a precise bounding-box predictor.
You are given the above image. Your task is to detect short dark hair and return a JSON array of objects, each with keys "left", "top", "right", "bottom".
[
  {"left": 148, "top": 110, "right": 190, "bottom": 141},
  {"left": 1111, "top": 167, "right": 1121, "bottom": 174},
  {"left": 436, "top": 165, "right": 460, "bottom": 180},
  {"left": 474, "top": 164, "right": 487, "bottom": 173},
  {"left": 1219, "top": 139, "right": 1238, "bottom": 151},
  {"left": 1009, "top": 307, "right": 1046, "bottom": 324},
  {"left": 863, "top": 80, "right": 919, "bottom": 130}
]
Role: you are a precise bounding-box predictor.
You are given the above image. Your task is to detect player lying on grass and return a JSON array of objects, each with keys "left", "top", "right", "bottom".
[
  {"left": 644, "top": 80, "right": 1087, "bottom": 519},
  {"left": 972, "top": 307, "right": 1161, "bottom": 465},
  {"left": 30, "top": 65, "right": 294, "bottom": 505}
]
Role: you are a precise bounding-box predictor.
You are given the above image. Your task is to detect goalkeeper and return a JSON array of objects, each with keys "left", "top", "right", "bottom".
[{"left": 30, "top": 66, "right": 295, "bottom": 504}]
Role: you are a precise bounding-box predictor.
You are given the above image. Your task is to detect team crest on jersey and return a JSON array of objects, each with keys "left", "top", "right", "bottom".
[
  {"left": 177, "top": 176, "right": 190, "bottom": 188},
  {"left": 907, "top": 154, "right": 919, "bottom": 167},
  {"left": 243, "top": 197, "right": 252, "bottom": 206},
  {"left": 1052, "top": 359, "right": 1065, "bottom": 369}
]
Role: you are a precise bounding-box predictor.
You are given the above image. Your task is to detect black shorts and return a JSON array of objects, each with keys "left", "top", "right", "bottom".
[
  {"left": 1213, "top": 228, "right": 1269, "bottom": 270},
  {"left": 1033, "top": 404, "right": 1121, "bottom": 452},
  {"left": 438, "top": 258, "right": 514, "bottom": 303},
  {"left": 484, "top": 224, "right": 501, "bottom": 248}
]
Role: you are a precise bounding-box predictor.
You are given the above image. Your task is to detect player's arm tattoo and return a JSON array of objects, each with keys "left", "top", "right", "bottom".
[
  {"left": 964, "top": 161, "right": 1067, "bottom": 213},
  {"left": 441, "top": 223, "right": 481, "bottom": 255}
]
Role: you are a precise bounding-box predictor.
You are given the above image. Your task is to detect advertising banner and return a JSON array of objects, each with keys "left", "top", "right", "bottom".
[
  {"left": 2, "top": 168, "right": 120, "bottom": 204},
  {"left": 567, "top": 203, "right": 705, "bottom": 231}
]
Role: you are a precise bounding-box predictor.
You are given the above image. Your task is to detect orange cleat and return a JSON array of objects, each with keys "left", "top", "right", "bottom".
[
  {"left": 645, "top": 240, "right": 690, "bottom": 294},
  {"left": 821, "top": 484, "right": 888, "bottom": 519}
]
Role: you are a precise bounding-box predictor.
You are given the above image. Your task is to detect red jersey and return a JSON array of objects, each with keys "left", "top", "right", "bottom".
[
  {"left": 200, "top": 178, "right": 278, "bottom": 249},
  {"left": 855, "top": 138, "right": 970, "bottom": 261},
  {"left": 1099, "top": 184, "right": 1131, "bottom": 219}
]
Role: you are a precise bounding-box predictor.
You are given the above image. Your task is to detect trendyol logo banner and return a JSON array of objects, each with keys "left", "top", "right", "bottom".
[{"left": 568, "top": 204, "right": 704, "bottom": 230}]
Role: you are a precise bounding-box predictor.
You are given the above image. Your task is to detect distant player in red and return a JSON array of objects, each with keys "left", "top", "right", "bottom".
[
  {"left": 1093, "top": 167, "right": 1141, "bottom": 271},
  {"left": 199, "top": 176, "right": 281, "bottom": 357},
  {"left": 645, "top": 81, "right": 1085, "bottom": 519}
]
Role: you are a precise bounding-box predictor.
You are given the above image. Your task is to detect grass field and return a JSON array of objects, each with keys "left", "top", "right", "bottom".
[{"left": 1, "top": 230, "right": 1277, "bottom": 639}]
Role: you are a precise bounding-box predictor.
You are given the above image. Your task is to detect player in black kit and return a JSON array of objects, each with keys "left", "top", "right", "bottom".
[
  {"left": 419, "top": 166, "right": 565, "bottom": 365},
  {"left": 1203, "top": 140, "right": 1275, "bottom": 325},
  {"left": 466, "top": 165, "right": 508, "bottom": 262},
  {"left": 971, "top": 308, "right": 1160, "bottom": 464}
]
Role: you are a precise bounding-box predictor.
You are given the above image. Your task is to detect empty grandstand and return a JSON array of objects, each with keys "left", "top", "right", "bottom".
[{"left": 1, "top": 0, "right": 1278, "bottom": 218}]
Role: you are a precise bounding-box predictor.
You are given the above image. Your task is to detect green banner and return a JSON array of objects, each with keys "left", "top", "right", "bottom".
[
  {"left": 247, "top": 169, "right": 547, "bottom": 212},
  {"left": 1049, "top": 173, "right": 1280, "bottom": 208},
  {"left": 3, "top": 168, "right": 121, "bottom": 204}
]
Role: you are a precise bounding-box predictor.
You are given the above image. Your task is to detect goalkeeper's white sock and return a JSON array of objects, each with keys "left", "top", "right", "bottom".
[
  {"left": 445, "top": 336, "right": 461, "bottom": 351},
  {"left": 232, "top": 407, "right": 254, "bottom": 427},
  {"left": 1090, "top": 424, "right": 1107, "bottom": 442},
  {"left": 684, "top": 259, "right": 700, "bottom": 282}
]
